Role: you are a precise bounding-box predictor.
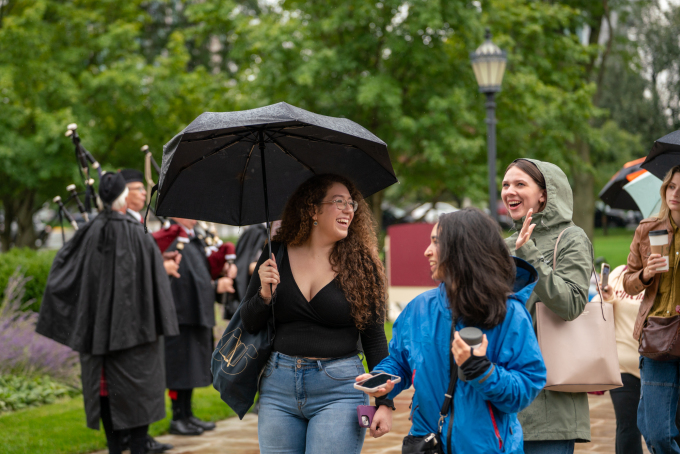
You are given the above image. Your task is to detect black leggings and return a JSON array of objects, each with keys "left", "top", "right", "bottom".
[
  {"left": 100, "top": 396, "right": 148, "bottom": 454},
  {"left": 609, "top": 373, "right": 680, "bottom": 454},
  {"left": 171, "top": 388, "right": 194, "bottom": 420}
]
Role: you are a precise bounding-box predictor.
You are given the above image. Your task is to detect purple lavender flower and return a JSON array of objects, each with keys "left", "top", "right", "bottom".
[{"left": 0, "top": 268, "right": 79, "bottom": 387}]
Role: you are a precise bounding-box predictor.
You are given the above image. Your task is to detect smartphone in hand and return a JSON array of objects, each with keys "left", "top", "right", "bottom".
[
  {"left": 601, "top": 262, "right": 610, "bottom": 289},
  {"left": 353, "top": 373, "right": 401, "bottom": 393}
]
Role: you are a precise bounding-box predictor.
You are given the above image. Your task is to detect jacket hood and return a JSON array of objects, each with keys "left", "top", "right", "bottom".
[
  {"left": 436, "top": 256, "right": 538, "bottom": 314},
  {"left": 512, "top": 159, "right": 573, "bottom": 230},
  {"left": 511, "top": 257, "right": 539, "bottom": 304}
]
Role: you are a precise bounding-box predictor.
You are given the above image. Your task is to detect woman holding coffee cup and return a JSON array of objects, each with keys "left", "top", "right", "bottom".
[
  {"left": 502, "top": 159, "right": 594, "bottom": 453},
  {"left": 623, "top": 165, "right": 680, "bottom": 453}
]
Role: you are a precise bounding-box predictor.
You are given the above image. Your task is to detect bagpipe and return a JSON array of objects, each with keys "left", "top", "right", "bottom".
[
  {"left": 152, "top": 220, "right": 237, "bottom": 280},
  {"left": 50, "top": 124, "right": 102, "bottom": 243},
  {"left": 54, "top": 125, "right": 240, "bottom": 297}
]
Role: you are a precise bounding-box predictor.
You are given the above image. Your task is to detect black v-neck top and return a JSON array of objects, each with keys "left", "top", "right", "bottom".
[{"left": 241, "top": 243, "right": 388, "bottom": 371}]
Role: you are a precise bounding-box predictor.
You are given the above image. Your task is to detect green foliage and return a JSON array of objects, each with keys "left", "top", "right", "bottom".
[
  {"left": 0, "top": 375, "right": 79, "bottom": 413},
  {"left": 0, "top": 248, "right": 56, "bottom": 311},
  {"left": 0, "top": 0, "right": 675, "bottom": 246}
]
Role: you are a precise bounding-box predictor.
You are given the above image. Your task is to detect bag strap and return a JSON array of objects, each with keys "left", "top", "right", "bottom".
[
  {"left": 438, "top": 316, "right": 458, "bottom": 454},
  {"left": 552, "top": 226, "right": 606, "bottom": 321},
  {"left": 552, "top": 226, "right": 573, "bottom": 271},
  {"left": 591, "top": 262, "right": 607, "bottom": 321}
]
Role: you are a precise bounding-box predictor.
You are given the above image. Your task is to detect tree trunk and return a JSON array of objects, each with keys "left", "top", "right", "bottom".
[
  {"left": 1, "top": 195, "right": 15, "bottom": 252},
  {"left": 368, "top": 191, "right": 385, "bottom": 242},
  {"left": 14, "top": 190, "right": 38, "bottom": 248},
  {"left": 571, "top": 139, "right": 595, "bottom": 242},
  {"left": 1, "top": 189, "right": 38, "bottom": 251}
]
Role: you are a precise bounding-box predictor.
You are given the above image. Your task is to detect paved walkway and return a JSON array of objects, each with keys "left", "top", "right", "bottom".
[{"left": 93, "top": 390, "right": 647, "bottom": 453}]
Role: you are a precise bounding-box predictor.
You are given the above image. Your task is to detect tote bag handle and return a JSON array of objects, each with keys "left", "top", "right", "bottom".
[{"left": 552, "top": 227, "right": 606, "bottom": 321}]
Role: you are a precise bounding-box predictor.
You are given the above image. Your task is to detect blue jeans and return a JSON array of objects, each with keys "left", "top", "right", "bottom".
[
  {"left": 257, "top": 352, "right": 369, "bottom": 454},
  {"left": 639, "top": 356, "right": 680, "bottom": 454},
  {"left": 523, "top": 440, "right": 575, "bottom": 454}
]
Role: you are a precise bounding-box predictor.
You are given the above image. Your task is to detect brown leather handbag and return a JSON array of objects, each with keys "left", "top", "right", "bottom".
[
  {"left": 639, "top": 316, "right": 680, "bottom": 360},
  {"left": 535, "top": 227, "right": 622, "bottom": 392}
]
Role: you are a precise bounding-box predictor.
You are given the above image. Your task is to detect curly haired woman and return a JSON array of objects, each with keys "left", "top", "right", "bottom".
[{"left": 240, "top": 174, "right": 391, "bottom": 454}]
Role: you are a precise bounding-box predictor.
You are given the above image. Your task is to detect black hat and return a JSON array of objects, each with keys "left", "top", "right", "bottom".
[
  {"left": 99, "top": 172, "right": 127, "bottom": 204},
  {"left": 120, "top": 168, "right": 144, "bottom": 183}
]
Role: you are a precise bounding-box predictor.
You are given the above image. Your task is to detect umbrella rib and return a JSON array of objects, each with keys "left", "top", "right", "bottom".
[
  {"left": 159, "top": 135, "right": 250, "bottom": 209},
  {"left": 276, "top": 130, "right": 361, "bottom": 148},
  {"left": 181, "top": 125, "right": 304, "bottom": 144},
  {"left": 181, "top": 136, "right": 250, "bottom": 174},
  {"left": 265, "top": 132, "right": 316, "bottom": 174},
  {"left": 181, "top": 130, "right": 255, "bottom": 144},
  {"left": 238, "top": 143, "right": 257, "bottom": 226}
]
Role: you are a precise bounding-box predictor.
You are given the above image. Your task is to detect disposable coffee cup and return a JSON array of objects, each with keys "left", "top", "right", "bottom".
[
  {"left": 457, "top": 327, "right": 484, "bottom": 382},
  {"left": 649, "top": 229, "right": 670, "bottom": 272}
]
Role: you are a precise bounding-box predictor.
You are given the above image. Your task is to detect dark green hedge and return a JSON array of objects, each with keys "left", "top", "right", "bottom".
[{"left": 0, "top": 248, "right": 57, "bottom": 312}]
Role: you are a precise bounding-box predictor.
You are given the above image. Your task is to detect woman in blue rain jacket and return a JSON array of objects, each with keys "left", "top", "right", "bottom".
[{"left": 359, "top": 208, "right": 546, "bottom": 453}]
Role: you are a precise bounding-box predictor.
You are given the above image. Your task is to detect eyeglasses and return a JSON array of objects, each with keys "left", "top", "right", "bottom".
[
  {"left": 128, "top": 186, "right": 146, "bottom": 193},
  {"left": 319, "top": 199, "right": 359, "bottom": 212}
]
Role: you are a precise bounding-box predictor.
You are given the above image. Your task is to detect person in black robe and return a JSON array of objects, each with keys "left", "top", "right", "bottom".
[
  {"left": 119, "top": 167, "right": 175, "bottom": 454},
  {"left": 36, "top": 172, "right": 179, "bottom": 454},
  {"left": 233, "top": 223, "right": 268, "bottom": 301},
  {"left": 153, "top": 218, "right": 234, "bottom": 435}
]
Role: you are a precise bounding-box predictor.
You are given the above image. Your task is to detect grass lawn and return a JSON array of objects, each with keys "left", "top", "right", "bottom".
[
  {"left": 0, "top": 386, "right": 234, "bottom": 454},
  {"left": 592, "top": 227, "right": 636, "bottom": 269},
  {"left": 1, "top": 323, "right": 393, "bottom": 454}
]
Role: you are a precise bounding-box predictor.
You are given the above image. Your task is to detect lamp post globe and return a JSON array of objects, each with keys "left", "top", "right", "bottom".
[{"left": 470, "top": 29, "right": 507, "bottom": 224}]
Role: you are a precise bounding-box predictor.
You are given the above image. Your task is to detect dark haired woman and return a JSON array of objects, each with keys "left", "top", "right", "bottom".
[
  {"left": 240, "top": 174, "right": 391, "bottom": 453},
  {"left": 360, "top": 208, "right": 546, "bottom": 453},
  {"left": 623, "top": 165, "right": 680, "bottom": 453},
  {"left": 502, "top": 159, "right": 594, "bottom": 453}
]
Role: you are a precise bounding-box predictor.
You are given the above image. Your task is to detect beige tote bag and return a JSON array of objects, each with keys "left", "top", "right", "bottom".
[{"left": 535, "top": 227, "right": 622, "bottom": 392}]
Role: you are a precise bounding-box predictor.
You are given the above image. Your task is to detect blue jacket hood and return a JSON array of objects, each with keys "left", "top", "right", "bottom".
[{"left": 375, "top": 257, "right": 546, "bottom": 453}]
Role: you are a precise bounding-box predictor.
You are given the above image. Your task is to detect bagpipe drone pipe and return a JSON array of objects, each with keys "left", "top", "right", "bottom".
[{"left": 49, "top": 123, "right": 103, "bottom": 243}]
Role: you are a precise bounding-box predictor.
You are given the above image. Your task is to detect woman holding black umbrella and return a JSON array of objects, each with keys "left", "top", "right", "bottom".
[{"left": 241, "top": 174, "right": 391, "bottom": 453}]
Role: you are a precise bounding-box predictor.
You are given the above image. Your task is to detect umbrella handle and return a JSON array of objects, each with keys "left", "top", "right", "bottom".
[{"left": 259, "top": 130, "right": 273, "bottom": 285}]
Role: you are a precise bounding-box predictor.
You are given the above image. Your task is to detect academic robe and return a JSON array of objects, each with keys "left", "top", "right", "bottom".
[
  {"left": 158, "top": 226, "right": 215, "bottom": 389},
  {"left": 233, "top": 224, "right": 268, "bottom": 301},
  {"left": 37, "top": 208, "right": 179, "bottom": 430}
]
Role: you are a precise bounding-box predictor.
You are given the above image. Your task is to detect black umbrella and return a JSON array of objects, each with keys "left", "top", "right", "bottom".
[
  {"left": 641, "top": 129, "right": 680, "bottom": 179},
  {"left": 598, "top": 158, "right": 646, "bottom": 210},
  {"left": 154, "top": 102, "right": 398, "bottom": 255}
]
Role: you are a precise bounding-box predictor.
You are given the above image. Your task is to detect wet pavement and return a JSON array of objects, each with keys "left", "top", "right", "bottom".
[{"left": 91, "top": 390, "right": 647, "bottom": 453}]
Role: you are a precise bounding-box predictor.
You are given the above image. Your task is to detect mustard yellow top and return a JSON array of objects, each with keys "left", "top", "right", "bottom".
[{"left": 650, "top": 215, "right": 680, "bottom": 317}]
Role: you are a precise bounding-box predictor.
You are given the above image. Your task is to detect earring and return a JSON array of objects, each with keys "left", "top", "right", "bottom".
[{"left": 313, "top": 221, "right": 318, "bottom": 226}]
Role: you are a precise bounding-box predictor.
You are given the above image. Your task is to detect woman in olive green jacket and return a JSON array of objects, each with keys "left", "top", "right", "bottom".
[{"left": 502, "top": 159, "right": 593, "bottom": 454}]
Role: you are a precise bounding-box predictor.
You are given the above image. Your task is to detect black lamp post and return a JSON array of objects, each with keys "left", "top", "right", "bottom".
[{"left": 470, "top": 29, "right": 507, "bottom": 224}]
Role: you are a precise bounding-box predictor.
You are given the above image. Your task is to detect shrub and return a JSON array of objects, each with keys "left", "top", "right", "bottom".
[
  {"left": 0, "top": 375, "right": 80, "bottom": 413},
  {"left": 0, "top": 269, "right": 80, "bottom": 387},
  {"left": 0, "top": 248, "right": 56, "bottom": 312}
]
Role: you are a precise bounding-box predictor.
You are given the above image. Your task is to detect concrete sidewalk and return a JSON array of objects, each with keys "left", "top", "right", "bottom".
[{"left": 92, "top": 390, "right": 647, "bottom": 453}]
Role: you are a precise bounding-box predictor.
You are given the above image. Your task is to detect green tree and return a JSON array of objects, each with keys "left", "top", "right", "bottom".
[
  {"left": 0, "top": 0, "right": 228, "bottom": 250},
  {"left": 214, "top": 0, "right": 623, "bottom": 233}
]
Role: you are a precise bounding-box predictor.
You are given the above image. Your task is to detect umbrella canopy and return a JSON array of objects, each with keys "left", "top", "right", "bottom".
[
  {"left": 598, "top": 157, "right": 647, "bottom": 210},
  {"left": 155, "top": 102, "right": 398, "bottom": 226},
  {"left": 641, "top": 129, "right": 680, "bottom": 179},
  {"left": 623, "top": 172, "right": 662, "bottom": 219}
]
